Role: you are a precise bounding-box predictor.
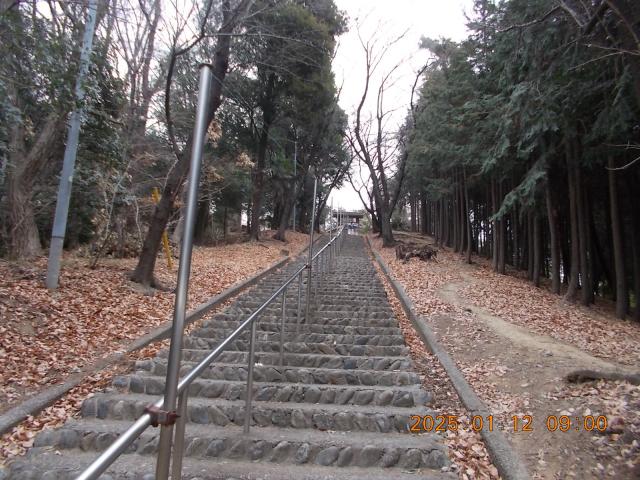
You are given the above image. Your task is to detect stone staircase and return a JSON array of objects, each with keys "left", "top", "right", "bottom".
[{"left": 6, "top": 235, "right": 454, "bottom": 479}]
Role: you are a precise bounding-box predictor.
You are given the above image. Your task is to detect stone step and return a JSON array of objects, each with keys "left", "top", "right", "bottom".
[
  {"left": 240, "top": 298, "right": 388, "bottom": 310},
  {"left": 111, "top": 374, "right": 431, "bottom": 407},
  {"left": 200, "top": 319, "right": 403, "bottom": 336},
  {"left": 81, "top": 393, "right": 432, "bottom": 433},
  {"left": 164, "top": 350, "right": 413, "bottom": 370},
  {"left": 189, "top": 329, "right": 406, "bottom": 346},
  {"left": 230, "top": 303, "right": 394, "bottom": 315},
  {"left": 305, "top": 316, "right": 398, "bottom": 326},
  {"left": 9, "top": 447, "right": 455, "bottom": 479},
  {"left": 134, "top": 360, "right": 420, "bottom": 385},
  {"left": 209, "top": 312, "right": 398, "bottom": 326},
  {"left": 176, "top": 338, "right": 409, "bottom": 357},
  {"left": 33, "top": 420, "right": 449, "bottom": 471},
  {"left": 253, "top": 288, "right": 384, "bottom": 297},
  {"left": 251, "top": 288, "right": 387, "bottom": 299},
  {"left": 4, "top": 235, "right": 454, "bottom": 480}
]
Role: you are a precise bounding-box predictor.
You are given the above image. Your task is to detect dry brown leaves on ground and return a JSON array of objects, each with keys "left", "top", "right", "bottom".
[
  {"left": 0, "top": 231, "right": 309, "bottom": 464},
  {"left": 460, "top": 261, "right": 640, "bottom": 366},
  {"left": 0, "top": 231, "right": 309, "bottom": 411},
  {"left": 372, "top": 236, "right": 459, "bottom": 316},
  {"left": 368, "top": 241, "right": 500, "bottom": 480}
]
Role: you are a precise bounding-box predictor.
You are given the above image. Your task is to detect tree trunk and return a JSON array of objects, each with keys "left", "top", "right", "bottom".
[
  {"left": 420, "top": 193, "right": 428, "bottom": 234},
  {"left": 453, "top": 187, "right": 459, "bottom": 252},
  {"left": 491, "top": 178, "right": 499, "bottom": 271},
  {"left": 379, "top": 204, "right": 394, "bottom": 246},
  {"left": 546, "top": 182, "right": 561, "bottom": 294},
  {"left": 533, "top": 213, "right": 542, "bottom": 287},
  {"left": 444, "top": 197, "right": 451, "bottom": 247},
  {"left": 5, "top": 111, "right": 64, "bottom": 258},
  {"left": 438, "top": 198, "right": 445, "bottom": 247},
  {"left": 410, "top": 195, "right": 417, "bottom": 232},
  {"left": 249, "top": 134, "right": 268, "bottom": 239},
  {"left": 565, "top": 157, "right": 580, "bottom": 302},
  {"left": 575, "top": 161, "right": 593, "bottom": 305},
  {"left": 463, "top": 168, "right": 472, "bottom": 264},
  {"left": 6, "top": 178, "right": 42, "bottom": 257},
  {"left": 460, "top": 177, "right": 467, "bottom": 254},
  {"left": 131, "top": 0, "right": 248, "bottom": 286},
  {"left": 512, "top": 207, "right": 519, "bottom": 269},
  {"left": 250, "top": 73, "right": 276, "bottom": 241},
  {"left": 498, "top": 182, "right": 506, "bottom": 274},
  {"left": 273, "top": 186, "right": 294, "bottom": 242},
  {"left": 193, "top": 196, "right": 211, "bottom": 245},
  {"left": 608, "top": 157, "right": 628, "bottom": 318},
  {"left": 527, "top": 211, "right": 534, "bottom": 280}
]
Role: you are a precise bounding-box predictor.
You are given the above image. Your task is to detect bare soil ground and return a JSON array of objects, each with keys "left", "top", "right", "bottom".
[
  {"left": 371, "top": 231, "right": 640, "bottom": 480},
  {"left": 0, "top": 231, "right": 309, "bottom": 463}
]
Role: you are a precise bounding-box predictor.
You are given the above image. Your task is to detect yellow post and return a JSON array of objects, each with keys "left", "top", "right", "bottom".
[{"left": 152, "top": 187, "right": 173, "bottom": 269}]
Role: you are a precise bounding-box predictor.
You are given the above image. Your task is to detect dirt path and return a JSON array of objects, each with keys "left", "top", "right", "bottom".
[
  {"left": 371, "top": 234, "right": 640, "bottom": 480},
  {"left": 439, "top": 275, "right": 636, "bottom": 375},
  {"left": 436, "top": 277, "right": 638, "bottom": 479}
]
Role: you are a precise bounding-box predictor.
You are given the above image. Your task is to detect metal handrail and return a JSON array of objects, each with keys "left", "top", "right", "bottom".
[{"left": 77, "top": 226, "right": 346, "bottom": 480}]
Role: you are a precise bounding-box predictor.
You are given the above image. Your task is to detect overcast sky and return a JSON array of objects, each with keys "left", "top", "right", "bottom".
[{"left": 329, "top": 0, "right": 474, "bottom": 212}]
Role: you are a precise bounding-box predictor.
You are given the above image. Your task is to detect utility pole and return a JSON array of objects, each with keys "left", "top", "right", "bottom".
[
  {"left": 46, "top": 0, "right": 98, "bottom": 289},
  {"left": 292, "top": 140, "right": 297, "bottom": 232}
]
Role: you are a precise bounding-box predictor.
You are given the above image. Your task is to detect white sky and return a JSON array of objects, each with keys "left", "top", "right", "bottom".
[{"left": 329, "top": 0, "right": 474, "bottom": 211}]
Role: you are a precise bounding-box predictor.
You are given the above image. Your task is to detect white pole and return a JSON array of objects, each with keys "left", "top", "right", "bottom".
[
  {"left": 292, "top": 140, "right": 297, "bottom": 231},
  {"left": 46, "top": 0, "right": 98, "bottom": 289}
]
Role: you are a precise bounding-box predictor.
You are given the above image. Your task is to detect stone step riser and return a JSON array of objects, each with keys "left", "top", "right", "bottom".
[
  {"left": 237, "top": 300, "right": 388, "bottom": 310},
  {"left": 134, "top": 360, "right": 420, "bottom": 386},
  {"left": 169, "top": 350, "right": 413, "bottom": 371},
  {"left": 250, "top": 288, "right": 387, "bottom": 297},
  {"left": 111, "top": 375, "right": 428, "bottom": 407},
  {"left": 201, "top": 320, "right": 402, "bottom": 336},
  {"left": 81, "top": 397, "right": 424, "bottom": 433},
  {"left": 232, "top": 304, "right": 393, "bottom": 314},
  {"left": 175, "top": 339, "right": 409, "bottom": 357},
  {"left": 214, "top": 313, "right": 398, "bottom": 325},
  {"left": 34, "top": 427, "right": 448, "bottom": 470},
  {"left": 188, "top": 331, "right": 406, "bottom": 346}
]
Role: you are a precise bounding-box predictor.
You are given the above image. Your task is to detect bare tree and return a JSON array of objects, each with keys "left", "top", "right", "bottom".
[
  {"left": 348, "top": 30, "right": 420, "bottom": 247},
  {"left": 131, "top": 0, "right": 253, "bottom": 287}
]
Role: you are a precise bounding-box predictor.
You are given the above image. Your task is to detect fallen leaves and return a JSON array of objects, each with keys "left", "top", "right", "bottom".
[
  {"left": 368, "top": 240, "right": 500, "bottom": 480},
  {"left": 0, "top": 362, "right": 129, "bottom": 460},
  {"left": 460, "top": 259, "right": 640, "bottom": 366},
  {"left": 0, "top": 231, "right": 310, "bottom": 465},
  {"left": 370, "top": 232, "right": 640, "bottom": 479}
]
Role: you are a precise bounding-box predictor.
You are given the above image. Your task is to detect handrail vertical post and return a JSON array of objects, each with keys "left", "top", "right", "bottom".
[
  {"left": 313, "top": 257, "right": 318, "bottom": 304},
  {"left": 156, "top": 64, "right": 212, "bottom": 480},
  {"left": 279, "top": 288, "right": 287, "bottom": 366},
  {"left": 244, "top": 319, "right": 258, "bottom": 433},
  {"left": 171, "top": 390, "right": 189, "bottom": 480},
  {"left": 296, "top": 270, "right": 303, "bottom": 332},
  {"left": 304, "top": 175, "right": 318, "bottom": 321}
]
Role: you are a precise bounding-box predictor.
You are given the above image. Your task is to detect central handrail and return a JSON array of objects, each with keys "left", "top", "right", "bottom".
[{"left": 77, "top": 225, "right": 346, "bottom": 480}]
